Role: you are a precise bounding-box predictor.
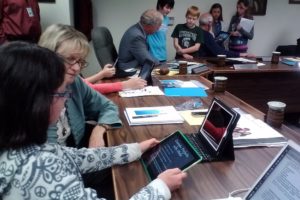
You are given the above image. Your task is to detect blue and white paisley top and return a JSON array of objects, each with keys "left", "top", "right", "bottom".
[{"left": 0, "top": 143, "right": 170, "bottom": 200}]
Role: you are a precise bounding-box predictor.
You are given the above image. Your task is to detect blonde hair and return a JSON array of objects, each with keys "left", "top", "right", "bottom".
[
  {"left": 38, "top": 24, "right": 89, "bottom": 58},
  {"left": 185, "top": 6, "right": 200, "bottom": 18}
]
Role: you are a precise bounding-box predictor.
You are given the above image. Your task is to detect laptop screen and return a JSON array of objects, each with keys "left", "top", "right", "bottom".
[
  {"left": 244, "top": 141, "right": 300, "bottom": 199},
  {"left": 200, "top": 99, "right": 236, "bottom": 151}
]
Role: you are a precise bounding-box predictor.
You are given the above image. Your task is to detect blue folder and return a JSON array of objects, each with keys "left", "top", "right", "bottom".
[{"left": 164, "top": 87, "right": 207, "bottom": 97}]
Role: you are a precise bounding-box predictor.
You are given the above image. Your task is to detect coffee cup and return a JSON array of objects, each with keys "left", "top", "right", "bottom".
[
  {"left": 213, "top": 76, "right": 228, "bottom": 92},
  {"left": 266, "top": 101, "right": 286, "bottom": 128},
  {"left": 178, "top": 61, "right": 188, "bottom": 75},
  {"left": 217, "top": 55, "right": 226, "bottom": 67},
  {"left": 271, "top": 51, "right": 281, "bottom": 64}
]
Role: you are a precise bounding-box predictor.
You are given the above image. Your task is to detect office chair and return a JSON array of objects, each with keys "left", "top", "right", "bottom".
[
  {"left": 91, "top": 26, "right": 118, "bottom": 66},
  {"left": 275, "top": 38, "right": 300, "bottom": 56}
]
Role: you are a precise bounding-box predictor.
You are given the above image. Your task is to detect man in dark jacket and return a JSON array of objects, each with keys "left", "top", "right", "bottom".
[{"left": 198, "top": 13, "right": 249, "bottom": 58}]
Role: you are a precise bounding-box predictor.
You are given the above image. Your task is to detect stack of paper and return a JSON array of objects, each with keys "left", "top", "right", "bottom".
[
  {"left": 124, "top": 106, "right": 184, "bottom": 126},
  {"left": 232, "top": 110, "right": 287, "bottom": 148},
  {"left": 119, "top": 86, "right": 164, "bottom": 97}
]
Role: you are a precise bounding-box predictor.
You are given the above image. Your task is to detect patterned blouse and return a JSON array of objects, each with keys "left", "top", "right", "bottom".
[{"left": 0, "top": 143, "right": 170, "bottom": 199}]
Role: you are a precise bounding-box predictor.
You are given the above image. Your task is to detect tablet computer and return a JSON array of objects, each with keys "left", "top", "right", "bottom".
[
  {"left": 138, "top": 59, "right": 155, "bottom": 81},
  {"left": 141, "top": 130, "right": 202, "bottom": 180},
  {"left": 215, "top": 31, "right": 230, "bottom": 43}
]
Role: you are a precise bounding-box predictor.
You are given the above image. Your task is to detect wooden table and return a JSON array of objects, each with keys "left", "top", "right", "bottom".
[
  {"left": 105, "top": 75, "right": 300, "bottom": 200},
  {"left": 205, "top": 61, "right": 300, "bottom": 115}
]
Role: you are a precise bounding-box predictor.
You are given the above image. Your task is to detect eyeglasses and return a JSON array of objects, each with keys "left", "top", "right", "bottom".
[
  {"left": 52, "top": 90, "right": 72, "bottom": 99},
  {"left": 63, "top": 57, "right": 89, "bottom": 69}
]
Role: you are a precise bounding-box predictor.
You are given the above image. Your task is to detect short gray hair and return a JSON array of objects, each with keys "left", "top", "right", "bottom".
[
  {"left": 140, "top": 9, "right": 163, "bottom": 26},
  {"left": 199, "top": 13, "right": 213, "bottom": 26}
]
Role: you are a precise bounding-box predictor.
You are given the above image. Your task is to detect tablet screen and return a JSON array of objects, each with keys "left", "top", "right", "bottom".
[
  {"left": 200, "top": 99, "right": 237, "bottom": 152},
  {"left": 215, "top": 31, "right": 230, "bottom": 43},
  {"left": 141, "top": 131, "right": 201, "bottom": 180}
]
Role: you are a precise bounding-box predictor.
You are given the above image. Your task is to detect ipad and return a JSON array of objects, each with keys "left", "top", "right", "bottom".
[
  {"left": 141, "top": 131, "right": 202, "bottom": 180},
  {"left": 199, "top": 98, "right": 239, "bottom": 153},
  {"left": 138, "top": 59, "right": 155, "bottom": 81},
  {"left": 215, "top": 31, "right": 230, "bottom": 43}
]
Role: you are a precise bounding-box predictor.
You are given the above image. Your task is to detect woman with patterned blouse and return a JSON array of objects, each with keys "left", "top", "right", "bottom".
[{"left": 0, "top": 42, "right": 187, "bottom": 199}]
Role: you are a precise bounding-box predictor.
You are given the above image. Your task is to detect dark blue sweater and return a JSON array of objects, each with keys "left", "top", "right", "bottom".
[{"left": 198, "top": 29, "right": 239, "bottom": 58}]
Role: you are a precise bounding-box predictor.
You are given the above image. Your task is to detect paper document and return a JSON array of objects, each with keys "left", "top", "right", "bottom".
[
  {"left": 227, "top": 57, "right": 256, "bottom": 63},
  {"left": 119, "top": 86, "right": 164, "bottom": 97},
  {"left": 232, "top": 108, "right": 286, "bottom": 148},
  {"left": 239, "top": 17, "right": 254, "bottom": 33},
  {"left": 125, "top": 106, "right": 184, "bottom": 126}
]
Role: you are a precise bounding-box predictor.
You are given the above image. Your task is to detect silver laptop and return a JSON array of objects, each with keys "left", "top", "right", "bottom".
[{"left": 244, "top": 140, "right": 300, "bottom": 199}]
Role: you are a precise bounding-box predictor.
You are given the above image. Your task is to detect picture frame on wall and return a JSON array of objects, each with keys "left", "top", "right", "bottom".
[
  {"left": 289, "top": 0, "right": 300, "bottom": 3},
  {"left": 249, "top": 0, "right": 268, "bottom": 16},
  {"left": 38, "top": 0, "right": 55, "bottom": 3}
]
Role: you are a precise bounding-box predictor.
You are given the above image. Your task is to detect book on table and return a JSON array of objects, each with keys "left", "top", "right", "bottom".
[
  {"left": 232, "top": 108, "right": 287, "bottom": 148},
  {"left": 160, "top": 79, "right": 208, "bottom": 97},
  {"left": 124, "top": 106, "right": 184, "bottom": 126}
]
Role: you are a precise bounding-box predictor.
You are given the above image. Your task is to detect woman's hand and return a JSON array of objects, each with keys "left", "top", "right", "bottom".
[
  {"left": 122, "top": 77, "right": 147, "bottom": 90},
  {"left": 88, "top": 125, "right": 106, "bottom": 148},
  {"left": 158, "top": 168, "right": 187, "bottom": 191},
  {"left": 139, "top": 138, "right": 159, "bottom": 153},
  {"left": 100, "top": 64, "right": 115, "bottom": 78},
  {"left": 230, "top": 31, "right": 241, "bottom": 37}
]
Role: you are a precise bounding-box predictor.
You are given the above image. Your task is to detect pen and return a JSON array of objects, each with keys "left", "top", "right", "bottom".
[
  {"left": 112, "top": 57, "right": 119, "bottom": 68},
  {"left": 132, "top": 115, "right": 158, "bottom": 119}
]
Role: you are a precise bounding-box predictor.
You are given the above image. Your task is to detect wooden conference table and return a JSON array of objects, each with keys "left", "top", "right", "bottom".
[
  {"left": 105, "top": 75, "right": 300, "bottom": 200},
  {"left": 204, "top": 60, "right": 300, "bottom": 115}
]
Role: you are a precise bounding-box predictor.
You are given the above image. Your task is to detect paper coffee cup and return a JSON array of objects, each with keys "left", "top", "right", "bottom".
[
  {"left": 267, "top": 101, "right": 286, "bottom": 111},
  {"left": 213, "top": 76, "right": 228, "bottom": 92},
  {"left": 178, "top": 61, "right": 188, "bottom": 74},
  {"left": 266, "top": 101, "right": 286, "bottom": 128}
]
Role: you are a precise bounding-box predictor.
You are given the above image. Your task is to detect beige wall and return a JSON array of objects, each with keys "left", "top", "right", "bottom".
[
  {"left": 92, "top": 0, "right": 300, "bottom": 58},
  {"left": 38, "top": 0, "right": 300, "bottom": 76},
  {"left": 39, "top": 0, "right": 74, "bottom": 30}
]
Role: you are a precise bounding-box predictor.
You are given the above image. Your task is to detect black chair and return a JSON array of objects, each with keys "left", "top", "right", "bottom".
[
  {"left": 275, "top": 37, "right": 300, "bottom": 56},
  {"left": 91, "top": 26, "right": 118, "bottom": 66}
]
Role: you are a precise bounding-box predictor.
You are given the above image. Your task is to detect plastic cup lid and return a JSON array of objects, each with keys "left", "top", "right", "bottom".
[
  {"left": 214, "top": 76, "right": 228, "bottom": 81},
  {"left": 267, "top": 101, "right": 286, "bottom": 110},
  {"left": 272, "top": 51, "right": 281, "bottom": 54}
]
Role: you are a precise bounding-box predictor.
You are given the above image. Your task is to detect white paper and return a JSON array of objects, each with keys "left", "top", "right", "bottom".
[
  {"left": 239, "top": 17, "right": 254, "bottom": 33},
  {"left": 125, "top": 106, "right": 184, "bottom": 126},
  {"left": 119, "top": 86, "right": 164, "bottom": 97}
]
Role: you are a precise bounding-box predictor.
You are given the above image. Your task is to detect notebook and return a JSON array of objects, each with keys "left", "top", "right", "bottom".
[
  {"left": 141, "top": 130, "right": 202, "bottom": 180},
  {"left": 243, "top": 140, "right": 300, "bottom": 199},
  {"left": 184, "top": 98, "right": 240, "bottom": 162}
]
